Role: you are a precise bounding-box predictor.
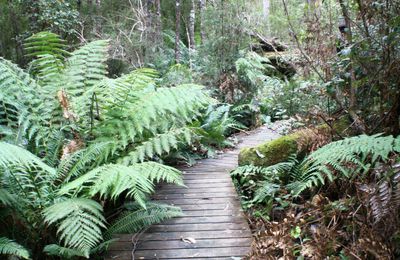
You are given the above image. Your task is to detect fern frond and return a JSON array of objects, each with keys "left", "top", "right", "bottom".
[
  {"left": 104, "top": 202, "right": 182, "bottom": 239},
  {"left": 253, "top": 181, "right": 280, "bottom": 204},
  {"left": 24, "top": 31, "right": 68, "bottom": 58},
  {"left": 43, "top": 198, "right": 106, "bottom": 256},
  {"left": 24, "top": 32, "right": 68, "bottom": 84},
  {"left": 56, "top": 141, "right": 114, "bottom": 183},
  {"left": 130, "top": 162, "right": 183, "bottom": 185},
  {"left": 0, "top": 188, "right": 18, "bottom": 206},
  {"left": 0, "top": 142, "right": 55, "bottom": 175},
  {"left": 231, "top": 165, "right": 269, "bottom": 178},
  {"left": 58, "top": 164, "right": 155, "bottom": 208},
  {"left": 306, "top": 134, "right": 397, "bottom": 179},
  {"left": 44, "top": 244, "right": 86, "bottom": 258},
  {"left": 96, "top": 84, "right": 213, "bottom": 154},
  {"left": 0, "top": 237, "right": 30, "bottom": 259},
  {"left": 120, "top": 127, "right": 193, "bottom": 164},
  {"left": 62, "top": 40, "right": 109, "bottom": 128},
  {"left": 0, "top": 58, "right": 50, "bottom": 144},
  {"left": 64, "top": 40, "right": 109, "bottom": 94}
]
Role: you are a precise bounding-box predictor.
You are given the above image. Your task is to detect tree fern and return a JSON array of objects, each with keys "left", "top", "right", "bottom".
[
  {"left": 24, "top": 32, "right": 68, "bottom": 84},
  {"left": 58, "top": 164, "right": 155, "bottom": 207},
  {"left": 0, "top": 58, "right": 49, "bottom": 144},
  {"left": 43, "top": 198, "right": 106, "bottom": 256},
  {"left": 59, "top": 162, "right": 183, "bottom": 207},
  {"left": 0, "top": 189, "right": 17, "bottom": 206},
  {"left": 119, "top": 127, "right": 193, "bottom": 164},
  {"left": 95, "top": 84, "right": 213, "bottom": 156},
  {"left": 104, "top": 202, "right": 182, "bottom": 239},
  {"left": 0, "top": 31, "right": 213, "bottom": 259},
  {"left": 0, "top": 142, "right": 55, "bottom": 174},
  {"left": 0, "top": 237, "right": 30, "bottom": 259},
  {"left": 132, "top": 162, "right": 183, "bottom": 185},
  {"left": 56, "top": 141, "right": 114, "bottom": 183}
]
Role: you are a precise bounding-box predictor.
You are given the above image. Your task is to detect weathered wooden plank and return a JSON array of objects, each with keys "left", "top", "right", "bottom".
[
  {"left": 153, "top": 192, "right": 237, "bottom": 200},
  {"left": 159, "top": 182, "right": 234, "bottom": 189},
  {"left": 162, "top": 215, "right": 246, "bottom": 225},
  {"left": 110, "top": 238, "right": 252, "bottom": 251},
  {"left": 134, "top": 247, "right": 251, "bottom": 259},
  {"left": 178, "top": 202, "right": 241, "bottom": 211},
  {"left": 185, "top": 167, "right": 236, "bottom": 171},
  {"left": 181, "top": 209, "right": 242, "bottom": 217},
  {"left": 180, "top": 178, "right": 231, "bottom": 184},
  {"left": 152, "top": 197, "right": 240, "bottom": 205},
  {"left": 148, "top": 222, "right": 249, "bottom": 232},
  {"left": 183, "top": 174, "right": 231, "bottom": 180},
  {"left": 157, "top": 186, "right": 236, "bottom": 194},
  {"left": 118, "top": 229, "right": 252, "bottom": 242}
]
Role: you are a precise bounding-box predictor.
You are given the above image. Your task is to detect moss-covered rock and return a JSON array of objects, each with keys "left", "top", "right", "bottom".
[
  {"left": 238, "top": 117, "right": 353, "bottom": 167},
  {"left": 239, "top": 134, "right": 299, "bottom": 167}
]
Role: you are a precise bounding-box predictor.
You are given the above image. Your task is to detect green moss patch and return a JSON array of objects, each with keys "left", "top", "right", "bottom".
[{"left": 239, "top": 134, "right": 299, "bottom": 167}]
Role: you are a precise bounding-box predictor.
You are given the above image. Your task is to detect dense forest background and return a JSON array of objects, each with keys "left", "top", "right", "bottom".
[
  {"left": 2, "top": 0, "right": 399, "bottom": 134},
  {"left": 0, "top": 0, "right": 399, "bottom": 259}
]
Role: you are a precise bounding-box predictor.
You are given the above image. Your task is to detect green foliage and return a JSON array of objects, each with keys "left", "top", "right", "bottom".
[
  {"left": 286, "top": 134, "right": 400, "bottom": 195},
  {"left": 0, "top": 140, "right": 184, "bottom": 258},
  {"left": 235, "top": 51, "right": 274, "bottom": 98},
  {"left": 161, "top": 64, "right": 193, "bottom": 87},
  {"left": 43, "top": 198, "right": 106, "bottom": 256},
  {"left": 195, "top": 104, "right": 246, "bottom": 150},
  {"left": 231, "top": 164, "right": 282, "bottom": 210},
  {"left": 0, "top": 237, "right": 30, "bottom": 259},
  {"left": 233, "top": 134, "right": 400, "bottom": 223},
  {"left": 231, "top": 135, "right": 400, "bottom": 208},
  {"left": 105, "top": 202, "right": 182, "bottom": 238},
  {"left": 24, "top": 0, "right": 80, "bottom": 35},
  {"left": 0, "top": 32, "right": 216, "bottom": 259},
  {"left": 43, "top": 244, "right": 87, "bottom": 258}
]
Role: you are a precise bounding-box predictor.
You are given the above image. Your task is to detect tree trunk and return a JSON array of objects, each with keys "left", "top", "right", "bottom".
[
  {"left": 199, "top": 0, "right": 206, "bottom": 43},
  {"left": 175, "top": 0, "right": 181, "bottom": 63},
  {"left": 338, "top": 0, "right": 366, "bottom": 133},
  {"left": 155, "top": 0, "right": 162, "bottom": 44},
  {"left": 263, "top": 0, "right": 270, "bottom": 33},
  {"left": 189, "top": 0, "right": 196, "bottom": 50}
]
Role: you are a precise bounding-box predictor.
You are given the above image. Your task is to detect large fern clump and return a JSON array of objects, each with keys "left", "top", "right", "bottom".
[
  {"left": 0, "top": 32, "right": 213, "bottom": 259},
  {"left": 286, "top": 134, "right": 400, "bottom": 196},
  {"left": 233, "top": 135, "right": 400, "bottom": 216},
  {"left": 233, "top": 136, "right": 400, "bottom": 258}
]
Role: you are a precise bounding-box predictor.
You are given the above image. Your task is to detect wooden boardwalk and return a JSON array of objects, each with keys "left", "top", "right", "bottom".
[{"left": 107, "top": 126, "right": 280, "bottom": 260}]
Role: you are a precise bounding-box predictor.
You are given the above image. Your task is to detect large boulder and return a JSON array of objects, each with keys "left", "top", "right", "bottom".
[
  {"left": 239, "top": 133, "right": 300, "bottom": 167},
  {"left": 239, "top": 117, "right": 352, "bottom": 167}
]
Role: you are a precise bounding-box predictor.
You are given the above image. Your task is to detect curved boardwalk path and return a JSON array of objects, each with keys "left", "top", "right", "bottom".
[{"left": 107, "top": 126, "right": 280, "bottom": 260}]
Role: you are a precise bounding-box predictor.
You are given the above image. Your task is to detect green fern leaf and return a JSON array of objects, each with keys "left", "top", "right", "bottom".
[
  {"left": 104, "top": 202, "right": 182, "bottom": 239},
  {"left": 0, "top": 237, "right": 30, "bottom": 259},
  {"left": 58, "top": 164, "right": 155, "bottom": 208},
  {"left": 43, "top": 198, "right": 106, "bottom": 255}
]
